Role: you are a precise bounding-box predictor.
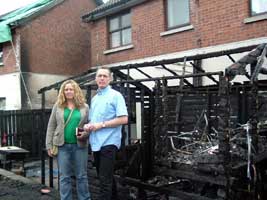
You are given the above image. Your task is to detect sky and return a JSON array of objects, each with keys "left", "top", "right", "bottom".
[
  {"left": 0, "top": 0, "right": 39, "bottom": 16},
  {"left": 0, "top": 0, "right": 108, "bottom": 16}
]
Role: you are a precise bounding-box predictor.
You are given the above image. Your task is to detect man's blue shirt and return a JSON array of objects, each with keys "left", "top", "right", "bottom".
[{"left": 89, "top": 85, "right": 128, "bottom": 151}]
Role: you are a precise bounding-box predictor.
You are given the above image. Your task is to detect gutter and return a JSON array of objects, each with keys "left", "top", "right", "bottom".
[{"left": 82, "top": 0, "right": 148, "bottom": 22}]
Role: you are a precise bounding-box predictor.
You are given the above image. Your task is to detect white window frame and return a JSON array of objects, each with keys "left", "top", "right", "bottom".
[
  {"left": 166, "top": 0, "right": 190, "bottom": 30},
  {"left": 108, "top": 12, "right": 132, "bottom": 49}
]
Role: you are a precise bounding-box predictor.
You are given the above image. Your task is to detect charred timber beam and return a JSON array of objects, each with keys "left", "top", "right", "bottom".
[
  {"left": 153, "top": 80, "right": 162, "bottom": 156},
  {"left": 154, "top": 167, "right": 228, "bottom": 186},
  {"left": 260, "top": 67, "right": 267, "bottom": 74},
  {"left": 111, "top": 69, "right": 152, "bottom": 95},
  {"left": 161, "top": 64, "right": 194, "bottom": 87},
  {"left": 41, "top": 92, "right": 46, "bottom": 185},
  {"left": 232, "top": 150, "right": 267, "bottom": 170},
  {"left": 123, "top": 145, "right": 141, "bottom": 176},
  {"left": 106, "top": 45, "right": 259, "bottom": 71},
  {"left": 226, "top": 55, "right": 251, "bottom": 82},
  {"left": 174, "top": 63, "right": 185, "bottom": 132},
  {"left": 38, "top": 72, "right": 96, "bottom": 93},
  {"left": 227, "top": 54, "right": 236, "bottom": 63},
  {"left": 190, "top": 61, "right": 219, "bottom": 84},
  {"left": 175, "top": 91, "right": 183, "bottom": 133},
  {"left": 115, "top": 175, "right": 220, "bottom": 200},
  {"left": 225, "top": 43, "right": 267, "bottom": 80},
  {"left": 126, "top": 68, "right": 132, "bottom": 146},
  {"left": 161, "top": 79, "right": 169, "bottom": 156},
  {"left": 250, "top": 83, "right": 259, "bottom": 154},
  {"left": 251, "top": 44, "right": 267, "bottom": 83},
  {"left": 168, "top": 81, "right": 267, "bottom": 94},
  {"left": 218, "top": 75, "right": 231, "bottom": 198},
  {"left": 106, "top": 72, "right": 223, "bottom": 85},
  {"left": 38, "top": 44, "right": 261, "bottom": 93},
  {"left": 134, "top": 67, "right": 152, "bottom": 78},
  {"left": 161, "top": 64, "right": 178, "bottom": 76}
]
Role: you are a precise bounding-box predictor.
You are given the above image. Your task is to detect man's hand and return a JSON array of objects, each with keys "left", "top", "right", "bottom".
[
  {"left": 84, "top": 122, "right": 102, "bottom": 132},
  {"left": 83, "top": 123, "right": 94, "bottom": 132}
]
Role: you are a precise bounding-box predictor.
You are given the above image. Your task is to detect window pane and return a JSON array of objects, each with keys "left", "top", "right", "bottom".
[
  {"left": 0, "top": 52, "right": 3, "bottom": 64},
  {"left": 110, "top": 31, "right": 121, "bottom": 48},
  {"left": 122, "top": 13, "right": 131, "bottom": 28},
  {"left": 110, "top": 17, "right": 119, "bottom": 32},
  {"left": 167, "top": 0, "right": 189, "bottom": 28},
  {"left": 122, "top": 28, "right": 132, "bottom": 45},
  {"left": 251, "top": 0, "right": 267, "bottom": 15},
  {"left": 0, "top": 45, "right": 3, "bottom": 65}
]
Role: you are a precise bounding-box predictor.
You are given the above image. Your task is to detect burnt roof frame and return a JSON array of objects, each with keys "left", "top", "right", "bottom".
[{"left": 38, "top": 43, "right": 266, "bottom": 96}]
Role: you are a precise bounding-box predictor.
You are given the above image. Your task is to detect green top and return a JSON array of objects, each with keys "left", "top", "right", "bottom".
[{"left": 64, "top": 108, "right": 80, "bottom": 144}]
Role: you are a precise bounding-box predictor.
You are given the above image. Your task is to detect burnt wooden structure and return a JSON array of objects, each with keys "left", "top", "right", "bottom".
[{"left": 39, "top": 43, "right": 267, "bottom": 199}]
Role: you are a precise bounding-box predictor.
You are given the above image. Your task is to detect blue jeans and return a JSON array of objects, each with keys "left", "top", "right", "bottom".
[{"left": 58, "top": 144, "right": 90, "bottom": 200}]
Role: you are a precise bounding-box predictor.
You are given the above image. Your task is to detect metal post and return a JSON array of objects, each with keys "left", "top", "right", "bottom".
[{"left": 41, "top": 92, "right": 46, "bottom": 185}]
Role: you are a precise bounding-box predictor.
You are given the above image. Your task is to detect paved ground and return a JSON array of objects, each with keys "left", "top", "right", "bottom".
[
  {"left": 0, "top": 169, "right": 59, "bottom": 200},
  {"left": 0, "top": 159, "right": 173, "bottom": 200}
]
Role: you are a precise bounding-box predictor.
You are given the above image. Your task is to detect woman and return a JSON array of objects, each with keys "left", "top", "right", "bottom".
[{"left": 46, "top": 79, "right": 91, "bottom": 200}]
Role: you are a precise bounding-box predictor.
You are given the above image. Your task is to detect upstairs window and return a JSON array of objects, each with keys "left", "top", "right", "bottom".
[
  {"left": 250, "top": 0, "right": 267, "bottom": 16},
  {"left": 166, "top": 0, "right": 190, "bottom": 29},
  {"left": 0, "top": 44, "right": 3, "bottom": 66},
  {"left": 109, "top": 12, "right": 132, "bottom": 49}
]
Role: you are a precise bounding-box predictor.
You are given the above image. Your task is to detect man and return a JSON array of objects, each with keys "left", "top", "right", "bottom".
[{"left": 84, "top": 67, "right": 128, "bottom": 200}]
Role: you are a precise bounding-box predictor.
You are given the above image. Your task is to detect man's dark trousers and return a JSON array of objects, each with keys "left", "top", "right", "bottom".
[{"left": 93, "top": 145, "right": 118, "bottom": 200}]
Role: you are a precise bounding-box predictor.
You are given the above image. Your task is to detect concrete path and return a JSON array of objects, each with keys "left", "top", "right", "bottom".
[{"left": 0, "top": 168, "right": 60, "bottom": 200}]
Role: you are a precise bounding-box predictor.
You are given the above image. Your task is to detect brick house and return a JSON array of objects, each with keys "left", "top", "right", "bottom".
[
  {"left": 0, "top": 0, "right": 99, "bottom": 110},
  {"left": 82, "top": 0, "right": 267, "bottom": 84}
]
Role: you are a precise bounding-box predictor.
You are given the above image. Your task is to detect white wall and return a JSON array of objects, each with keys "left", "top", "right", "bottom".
[
  {"left": 0, "top": 72, "right": 21, "bottom": 110},
  {"left": 202, "top": 52, "right": 250, "bottom": 85},
  {"left": 0, "top": 72, "right": 69, "bottom": 110},
  {"left": 23, "top": 72, "right": 69, "bottom": 109}
]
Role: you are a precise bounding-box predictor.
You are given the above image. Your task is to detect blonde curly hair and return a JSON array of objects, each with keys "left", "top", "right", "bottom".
[{"left": 57, "top": 79, "right": 85, "bottom": 108}]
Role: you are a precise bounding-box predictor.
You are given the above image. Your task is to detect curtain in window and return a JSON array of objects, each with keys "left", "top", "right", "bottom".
[
  {"left": 167, "top": 0, "right": 189, "bottom": 28},
  {"left": 251, "top": 0, "right": 267, "bottom": 15}
]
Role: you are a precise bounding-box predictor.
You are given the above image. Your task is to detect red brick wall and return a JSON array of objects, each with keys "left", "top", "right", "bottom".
[
  {"left": 19, "top": 0, "right": 96, "bottom": 75},
  {"left": 89, "top": 0, "right": 267, "bottom": 66},
  {"left": 0, "top": 39, "right": 18, "bottom": 74}
]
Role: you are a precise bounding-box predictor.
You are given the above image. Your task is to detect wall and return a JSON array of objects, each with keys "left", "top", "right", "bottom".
[
  {"left": 20, "top": 73, "right": 68, "bottom": 109},
  {"left": 19, "top": 0, "right": 96, "bottom": 75},
  {"left": 15, "top": 0, "right": 96, "bottom": 110},
  {"left": 0, "top": 73, "right": 21, "bottom": 110},
  {"left": 0, "top": 34, "right": 20, "bottom": 75},
  {"left": 88, "top": 0, "right": 267, "bottom": 66},
  {"left": 0, "top": 34, "right": 21, "bottom": 110}
]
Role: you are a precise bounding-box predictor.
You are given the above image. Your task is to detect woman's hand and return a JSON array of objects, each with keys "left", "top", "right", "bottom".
[
  {"left": 77, "top": 131, "right": 88, "bottom": 140},
  {"left": 47, "top": 149, "right": 53, "bottom": 157}
]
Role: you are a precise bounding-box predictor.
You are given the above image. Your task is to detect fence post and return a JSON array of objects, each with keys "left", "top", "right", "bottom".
[{"left": 41, "top": 92, "right": 46, "bottom": 185}]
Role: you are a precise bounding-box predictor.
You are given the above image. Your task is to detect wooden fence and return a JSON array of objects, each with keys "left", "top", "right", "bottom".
[{"left": 0, "top": 109, "right": 51, "bottom": 159}]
